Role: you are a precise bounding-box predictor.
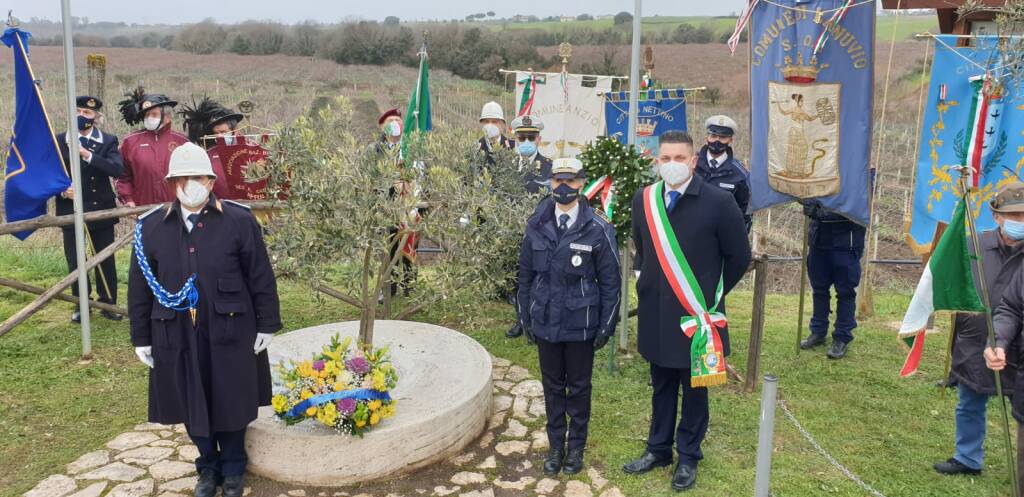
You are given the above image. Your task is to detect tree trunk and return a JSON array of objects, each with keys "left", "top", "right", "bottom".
[{"left": 359, "top": 245, "right": 374, "bottom": 346}]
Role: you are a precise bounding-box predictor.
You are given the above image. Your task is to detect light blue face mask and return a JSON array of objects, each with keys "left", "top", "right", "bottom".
[
  {"left": 517, "top": 140, "right": 537, "bottom": 157},
  {"left": 1003, "top": 219, "right": 1024, "bottom": 240}
]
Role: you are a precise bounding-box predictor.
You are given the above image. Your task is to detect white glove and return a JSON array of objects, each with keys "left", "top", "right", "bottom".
[
  {"left": 135, "top": 346, "right": 154, "bottom": 368},
  {"left": 634, "top": 270, "right": 641, "bottom": 279},
  {"left": 254, "top": 333, "right": 273, "bottom": 354}
]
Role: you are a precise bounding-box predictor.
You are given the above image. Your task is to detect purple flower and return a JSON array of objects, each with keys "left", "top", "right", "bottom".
[
  {"left": 346, "top": 357, "right": 371, "bottom": 375},
  {"left": 312, "top": 360, "right": 325, "bottom": 371},
  {"left": 336, "top": 398, "right": 356, "bottom": 416}
]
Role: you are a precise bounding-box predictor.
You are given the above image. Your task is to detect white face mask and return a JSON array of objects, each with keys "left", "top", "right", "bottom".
[
  {"left": 143, "top": 116, "right": 161, "bottom": 131},
  {"left": 483, "top": 123, "right": 501, "bottom": 139},
  {"left": 176, "top": 179, "right": 210, "bottom": 208},
  {"left": 387, "top": 121, "right": 402, "bottom": 137},
  {"left": 220, "top": 134, "right": 236, "bottom": 146},
  {"left": 659, "top": 161, "right": 693, "bottom": 187}
]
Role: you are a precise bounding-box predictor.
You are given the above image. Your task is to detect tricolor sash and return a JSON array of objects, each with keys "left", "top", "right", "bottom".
[
  {"left": 583, "top": 175, "right": 616, "bottom": 219},
  {"left": 642, "top": 182, "right": 728, "bottom": 387}
]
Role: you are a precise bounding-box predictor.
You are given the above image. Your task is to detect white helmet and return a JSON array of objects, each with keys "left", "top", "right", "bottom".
[
  {"left": 480, "top": 101, "right": 505, "bottom": 122},
  {"left": 165, "top": 142, "right": 216, "bottom": 179}
]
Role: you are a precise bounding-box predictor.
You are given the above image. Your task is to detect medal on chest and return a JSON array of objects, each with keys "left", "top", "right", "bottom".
[{"left": 571, "top": 254, "right": 583, "bottom": 267}]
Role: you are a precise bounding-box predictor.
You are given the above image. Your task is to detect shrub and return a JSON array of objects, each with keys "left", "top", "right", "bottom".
[{"left": 174, "top": 19, "right": 226, "bottom": 54}]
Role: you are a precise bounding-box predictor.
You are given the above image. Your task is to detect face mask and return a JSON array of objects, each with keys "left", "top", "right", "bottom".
[
  {"left": 77, "top": 115, "right": 94, "bottom": 131},
  {"left": 1003, "top": 219, "right": 1024, "bottom": 240},
  {"left": 659, "top": 161, "right": 692, "bottom": 186},
  {"left": 176, "top": 179, "right": 210, "bottom": 208},
  {"left": 144, "top": 116, "right": 162, "bottom": 131},
  {"left": 517, "top": 140, "right": 537, "bottom": 157},
  {"left": 483, "top": 123, "right": 501, "bottom": 139},
  {"left": 220, "top": 134, "right": 236, "bottom": 146},
  {"left": 387, "top": 121, "right": 402, "bottom": 137},
  {"left": 707, "top": 140, "right": 729, "bottom": 155},
  {"left": 552, "top": 183, "right": 579, "bottom": 205}
]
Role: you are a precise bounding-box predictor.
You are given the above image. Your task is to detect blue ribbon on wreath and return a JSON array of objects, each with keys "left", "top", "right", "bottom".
[{"left": 285, "top": 388, "right": 392, "bottom": 418}]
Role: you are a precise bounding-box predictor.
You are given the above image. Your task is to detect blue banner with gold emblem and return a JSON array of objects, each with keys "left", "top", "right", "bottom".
[
  {"left": 748, "top": 0, "right": 875, "bottom": 225},
  {"left": 2, "top": 27, "right": 70, "bottom": 239},
  {"left": 906, "top": 35, "right": 1023, "bottom": 254},
  {"left": 604, "top": 89, "right": 688, "bottom": 157}
]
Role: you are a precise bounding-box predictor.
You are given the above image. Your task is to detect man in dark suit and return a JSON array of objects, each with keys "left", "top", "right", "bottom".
[
  {"left": 623, "top": 131, "right": 751, "bottom": 492},
  {"left": 55, "top": 95, "right": 125, "bottom": 323}
]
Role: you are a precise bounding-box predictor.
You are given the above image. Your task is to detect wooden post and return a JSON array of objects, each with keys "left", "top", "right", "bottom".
[
  {"left": 0, "top": 277, "right": 126, "bottom": 316},
  {"left": 745, "top": 255, "right": 768, "bottom": 393},
  {"left": 86, "top": 54, "right": 106, "bottom": 103},
  {"left": 0, "top": 232, "right": 131, "bottom": 337}
]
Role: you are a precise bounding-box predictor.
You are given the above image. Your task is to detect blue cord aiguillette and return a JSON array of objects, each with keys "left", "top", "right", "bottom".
[{"left": 134, "top": 219, "right": 199, "bottom": 315}]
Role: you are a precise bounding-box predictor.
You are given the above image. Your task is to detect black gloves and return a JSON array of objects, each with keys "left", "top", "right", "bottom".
[{"left": 593, "top": 334, "right": 611, "bottom": 350}]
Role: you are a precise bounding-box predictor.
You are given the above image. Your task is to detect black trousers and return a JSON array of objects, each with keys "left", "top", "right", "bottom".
[
  {"left": 187, "top": 428, "right": 248, "bottom": 477},
  {"left": 537, "top": 337, "right": 595, "bottom": 451},
  {"left": 646, "top": 363, "right": 710, "bottom": 467},
  {"left": 808, "top": 247, "right": 862, "bottom": 343},
  {"left": 61, "top": 225, "right": 117, "bottom": 304}
]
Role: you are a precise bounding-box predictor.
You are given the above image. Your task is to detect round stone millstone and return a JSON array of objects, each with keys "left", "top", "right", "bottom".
[{"left": 245, "top": 320, "right": 493, "bottom": 486}]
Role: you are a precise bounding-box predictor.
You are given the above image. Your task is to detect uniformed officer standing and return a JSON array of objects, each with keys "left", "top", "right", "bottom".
[
  {"left": 510, "top": 115, "right": 553, "bottom": 194},
  {"left": 116, "top": 89, "right": 190, "bottom": 207},
  {"left": 623, "top": 131, "right": 751, "bottom": 492},
  {"left": 695, "top": 115, "right": 751, "bottom": 232},
  {"left": 55, "top": 96, "right": 125, "bottom": 323},
  {"left": 478, "top": 101, "right": 514, "bottom": 165},
  {"left": 517, "top": 158, "right": 621, "bottom": 476},
  {"left": 128, "top": 142, "right": 280, "bottom": 497},
  {"left": 798, "top": 200, "right": 866, "bottom": 359}
]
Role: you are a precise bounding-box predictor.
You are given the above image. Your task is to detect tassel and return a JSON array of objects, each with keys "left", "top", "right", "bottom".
[
  {"left": 189, "top": 307, "right": 197, "bottom": 327},
  {"left": 690, "top": 372, "right": 729, "bottom": 388}
]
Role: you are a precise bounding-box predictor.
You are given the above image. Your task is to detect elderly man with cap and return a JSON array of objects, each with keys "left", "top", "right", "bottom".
[
  {"left": 55, "top": 95, "right": 125, "bottom": 323},
  {"left": 695, "top": 115, "right": 751, "bottom": 232},
  {"left": 478, "top": 101, "right": 514, "bottom": 165},
  {"left": 517, "top": 157, "right": 620, "bottom": 476},
  {"left": 373, "top": 108, "right": 404, "bottom": 165},
  {"left": 510, "top": 115, "right": 553, "bottom": 194},
  {"left": 116, "top": 87, "right": 190, "bottom": 207},
  {"left": 936, "top": 183, "right": 1024, "bottom": 476},
  {"left": 128, "top": 142, "right": 280, "bottom": 497}
]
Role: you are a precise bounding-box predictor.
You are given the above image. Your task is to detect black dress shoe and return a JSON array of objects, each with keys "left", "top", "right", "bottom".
[
  {"left": 543, "top": 447, "right": 565, "bottom": 476},
  {"left": 622, "top": 451, "right": 672, "bottom": 474},
  {"left": 70, "top": 311, "right": 82, "bottom": 323},
  {"left": 934, "top": 458, "right": 982, "bottom": 475},
  {"left": 506, "top": 323, "right": 524, "bottom": 338},
  {"left": 826, "top": 341, "right": 849, "bottom": 359},
  {"left": 222, "top": 474, "right": 245, "bottom": 497},
  {"left": 194, "top": 469, "right": 219, "bottom": 497},
  {"left": 800, "top": 333, "right": 827, "bottom": 349},
  {"left": 672, "top": 463, "right": 697, "bottom": 491},
  {"left": 100, "top": 310, "right": 123, "bottom": 321},
  {"left": 563, "top": 447, "right": 584, "bottom": 474}
]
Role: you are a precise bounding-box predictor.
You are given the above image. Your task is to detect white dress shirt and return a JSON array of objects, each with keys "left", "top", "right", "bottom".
[{"left": 554, "top": 202, "right": 580, "bottom": 230}]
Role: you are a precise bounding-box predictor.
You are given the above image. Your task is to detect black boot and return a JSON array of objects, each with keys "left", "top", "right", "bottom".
[
  {"left": 193, "top": 469, "right": 218, "bottom": 497},
  {"left": 543, "top": 446, "right": 564, "bottom": 476},
  {"left": 934, "top": 458, "right": 982, "bottom": 475},
  {"left": 826, "top": 341, "right": 849, "bottom": 359},
  {"left": 222, "top": 474, "right": 245, "bottom": 497},
  {"left": 506, "top": 323, "right": 524, "bottom": 338},
  {"left": 563, "top": 447, "right": 584, "bottom": 474},
  {"left": 799, "top": 333, "right": 827, "bottom": 349}
]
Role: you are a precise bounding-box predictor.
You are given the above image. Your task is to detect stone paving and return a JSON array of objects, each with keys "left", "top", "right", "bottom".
[{"left": 24, "top": 357, "right": 625, "bottom": 497}]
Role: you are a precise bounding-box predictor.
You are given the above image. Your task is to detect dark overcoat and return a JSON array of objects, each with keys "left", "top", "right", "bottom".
[
  {"left": 128, "top": 196, "right": 281, "bottom": 437},
  {"left": 631, "top": 176, "right": 752, "bottom": 369},
  {"left": 54, "top": 129, "right": 124, "bottom": 230}
]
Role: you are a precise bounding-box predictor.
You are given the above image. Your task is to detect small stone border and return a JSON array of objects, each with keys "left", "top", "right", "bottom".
[{"left": 24, "top": 357, "right": 625, "bottom": 497}]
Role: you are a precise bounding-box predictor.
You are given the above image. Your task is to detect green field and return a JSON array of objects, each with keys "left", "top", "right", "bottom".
[{"left": 0, "top": 232, "right": 1015, "bottom": 497}]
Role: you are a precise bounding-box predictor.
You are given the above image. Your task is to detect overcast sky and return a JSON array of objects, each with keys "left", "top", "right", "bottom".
[{"left": 17, "top": 0, "right": 751, "bottom": 24}]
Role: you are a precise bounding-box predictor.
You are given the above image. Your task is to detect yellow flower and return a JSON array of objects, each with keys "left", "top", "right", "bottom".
[
  {"left": 297, "top": 360, "right": 315, "bottom": 378},
  {"left": 316, "top": 402, "right": 338, "bottom": 426},
  {"left": 371, "top": 370, "right": 387, "bottom": 391},
  {"left": 370, "top": 412, "right": 381, "bottom": 425},
  {"left": 368, "top": 400, "right": 382, "bottom": 411},
  {"left": 381, "top": 403, "right": 396, "bottom": 419},
  {"left": 305, "top": 406, "right": 318, "bottom": 417},
  {"left": 271, "top": 395, "right": 289, "bottom": 414},
  {"left": 355, "top": 419, "right": 366, "bottom": 428},
  {"left": 300, "top": 390, "right": 314, "bottom": 400},
  {"left": 323, "top": 360, "right": 342, "bottom": 377}
]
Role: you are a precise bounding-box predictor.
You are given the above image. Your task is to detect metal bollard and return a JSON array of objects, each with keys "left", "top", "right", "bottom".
[{"left": 754, "top": 374, "right": 779, "bottom": 497}]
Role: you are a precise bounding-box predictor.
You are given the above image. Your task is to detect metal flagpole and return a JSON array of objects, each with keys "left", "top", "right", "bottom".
[{"left": 60, "top": 0, "right": 92, "bottom": 359}]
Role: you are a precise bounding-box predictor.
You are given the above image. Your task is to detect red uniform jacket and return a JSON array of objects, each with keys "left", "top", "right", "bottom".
[{"left": 116, "top": 125, "right": 189, "bottom": 206}]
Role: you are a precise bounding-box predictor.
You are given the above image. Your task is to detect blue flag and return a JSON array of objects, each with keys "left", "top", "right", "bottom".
[
  {"left": 604, "top": 89, "right": 687, "bottom": 157},
  {"left": 748, "top": 0, "right": 875, "bottom": 225},
  {"left": 2, "top": 27, "right": 70, "bottom": 240},
  {"left": 907, "top": 35, "right": 1023, "bottom": 254}
]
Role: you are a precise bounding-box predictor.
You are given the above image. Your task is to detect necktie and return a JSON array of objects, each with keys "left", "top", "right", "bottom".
[
  {"left": 710, "top": 158, "right": 719, "bottom": 168},
  {"left": 187, "top": 214, "right": 199, "bottom": 232},
  {"left": 558, "top": 213, "right": 570, "bottom": 233},
  {"left": 667, "top": 191, "right": 681, "bottom": 213}
]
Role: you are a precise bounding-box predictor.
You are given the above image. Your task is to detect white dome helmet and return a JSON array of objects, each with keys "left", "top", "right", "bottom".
[
  {"left": 165, "top": 142, "right": 216, "bottom": 179},
  {"left": 480, "top": 101, "right": 505, "bottom": 122}
]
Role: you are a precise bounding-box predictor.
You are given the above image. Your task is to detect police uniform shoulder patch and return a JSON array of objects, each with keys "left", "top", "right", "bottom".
[
  {"left": 594, "top": 210, "right": 612, "bottom": 223},
  {"left": 223, "top": 199, "right": 252, "bottom": 210}
]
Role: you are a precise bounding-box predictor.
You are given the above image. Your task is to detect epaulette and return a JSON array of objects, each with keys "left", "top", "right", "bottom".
[
  {"left": 138, "top": 205, "right": 163, "bottom": 220},
  {"left": 222, "top": 199, "right": 251, "bottom": 210}
]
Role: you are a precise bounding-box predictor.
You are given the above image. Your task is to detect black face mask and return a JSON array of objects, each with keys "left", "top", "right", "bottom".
[
  {"left": 77, "top": 115, "right": 95, "bottom": 131},
  {"left": 707, "top": 140, "right": 729, "bottom": 155},
  {"left": 552, "top": 183, "right": 579, "bottom": 205}
]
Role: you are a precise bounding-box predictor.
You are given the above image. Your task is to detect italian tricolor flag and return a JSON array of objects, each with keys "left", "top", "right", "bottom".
[{"left": 898, "top": 197, "right": 986, "bottom": 377}]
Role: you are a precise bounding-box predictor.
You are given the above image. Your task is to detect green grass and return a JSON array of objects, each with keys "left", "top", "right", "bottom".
[{"left": 0, "top": 235, "right": 1014, "bottom": 497}]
